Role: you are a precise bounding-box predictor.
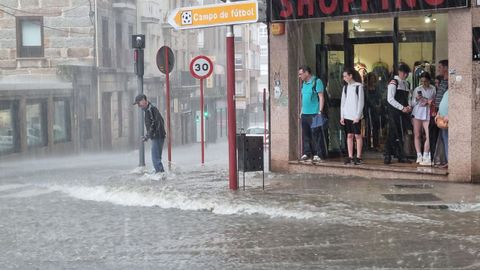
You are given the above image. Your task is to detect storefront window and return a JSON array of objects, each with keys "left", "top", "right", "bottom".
[
  {"left": 26, "top": 101, "right": 47, "bottom": 148},
  {"left": 54, "top": 100, "right": 71, "bottom": 143},
  {"left": 0, "top": 102, "right": 18, "bottom": 154},
  {"left": 348, "top": 17, "right": 393, "bottom": 38},
  {"left": 399, "top": 14, "right": 446, "bottom": 88}
]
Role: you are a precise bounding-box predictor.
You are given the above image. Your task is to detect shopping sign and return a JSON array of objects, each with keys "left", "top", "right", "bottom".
[
  {"left": 168, "top": 0, "right": 258, "bottom": 30},
  {"left": 190, "top": 56, "right": 214, "bottom": 80},
  {"left": 271, "top": 0, "right": 469, "bottom": 21}
]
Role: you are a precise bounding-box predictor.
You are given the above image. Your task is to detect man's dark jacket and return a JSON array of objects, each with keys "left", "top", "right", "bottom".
[{"left": 144, "top": 103, "right": 166, "bottom": 139}]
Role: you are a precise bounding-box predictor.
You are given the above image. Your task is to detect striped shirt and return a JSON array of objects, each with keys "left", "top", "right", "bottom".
[{"left": 435, "top": 79, "right": 448, "bottom": 107}]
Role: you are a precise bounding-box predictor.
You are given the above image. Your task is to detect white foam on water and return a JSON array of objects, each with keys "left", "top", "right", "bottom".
[
  {"left": 46, "top": 184, "right": 333, "bottom": 221},
  {"left": 0, "top": 184, "right": 27, "bottom": 192},
  {"left": 45, "top": 183, "right": 440, "bottom": 226},
  {"left": 0, "top": 187, "right": 54, "bottom": 198},
  {"left": 447, "top": 203, "right": 480, "bottom": 212}
]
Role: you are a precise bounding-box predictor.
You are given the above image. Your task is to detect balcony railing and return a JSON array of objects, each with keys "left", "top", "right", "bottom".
[
  {"left": 141, "top": 0, "right": 161, "bottom": 24},
  {"left": 113, "top": 0, "right": 136, "bottom": 10}
]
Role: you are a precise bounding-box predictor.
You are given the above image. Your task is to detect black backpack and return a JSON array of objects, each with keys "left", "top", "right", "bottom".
[{"left": 311, "top": 76, "right": 330, "bottom": 116}]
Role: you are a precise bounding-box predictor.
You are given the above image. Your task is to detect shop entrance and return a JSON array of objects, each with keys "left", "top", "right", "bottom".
[
  {"left": 306, "top": 15, "right": 447, "bottom": 169},
  {"left": 317, "top": 37, "right": 393, "bottom": 158}
]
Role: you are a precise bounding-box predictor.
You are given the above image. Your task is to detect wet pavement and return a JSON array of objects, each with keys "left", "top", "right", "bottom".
[{"left": 1, "top": 142, "right": 480, "bottom": 269}]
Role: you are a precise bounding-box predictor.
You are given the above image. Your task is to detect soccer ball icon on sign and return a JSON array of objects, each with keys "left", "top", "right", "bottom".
[{"left": 181, "top": 11, "right": 192, "bottom": 25}]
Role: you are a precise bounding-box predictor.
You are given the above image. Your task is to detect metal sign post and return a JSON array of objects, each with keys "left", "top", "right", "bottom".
[
  {"left": 132, "top": 34, "right": 145, "bottom": 167},
  {"left": 156, "top": 46, "right": 175, "bottom": 167},
  {"left": 190, "top": 55, "right": 214, "bottom": 165},
  {"left": 168, "top": 0, "right": 259, "bottom": 190}
]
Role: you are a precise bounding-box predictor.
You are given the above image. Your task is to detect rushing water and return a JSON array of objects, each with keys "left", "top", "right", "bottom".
[{"left": 1, "top": 143, "right": 480, "bottom": 269}]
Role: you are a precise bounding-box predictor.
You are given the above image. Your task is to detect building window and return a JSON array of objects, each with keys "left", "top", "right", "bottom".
[
  {"left": 235, "top": 54, "right": 243, "bottom": 69},
  {"left": 117, "top": 92, "right": 123, "bottom": 137},
  {"left": 16, "top": 17, "right": 44, "bottom": 58},
  {"left": 259, "top": 26, "right": 267, "bottom": 37},
  {"left": 102, "top": 17, "right": 111, "bottom": 67},
  {"left": 0, "top": 101, "right": 19, "bottom": 155},
  {"left": 236, "top": 81, "right": 245, "bottom": 96},
  {"left": 53, "top": 99, "right": 71, "bottom": 143},
  {"left": 116, "top": 22, "right": 123, "bottom": 68},
  {"left": 26, "top": 101, "right": 47, "bottom": 148}
]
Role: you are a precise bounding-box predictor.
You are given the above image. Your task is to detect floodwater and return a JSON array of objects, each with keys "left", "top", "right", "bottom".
[{"left": 1, "top": 142, "right": 480, "bottom": 269}]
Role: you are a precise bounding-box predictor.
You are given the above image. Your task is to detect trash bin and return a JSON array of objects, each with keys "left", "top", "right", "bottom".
[{"left": 236, "top": 132, "right": 264, "bottom": 190}]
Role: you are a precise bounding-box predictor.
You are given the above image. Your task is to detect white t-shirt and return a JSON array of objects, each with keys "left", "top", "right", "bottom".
[
  {"left": 340, "top": 82, "right": 365, "bottom": 121},
  {"left": 411, "top": 85, "right": 435, "bottom": 121}
]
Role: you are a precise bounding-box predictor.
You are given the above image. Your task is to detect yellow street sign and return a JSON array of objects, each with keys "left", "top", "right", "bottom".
[{"left": 168, "top": 1, "right": 258, "bottom": 30}]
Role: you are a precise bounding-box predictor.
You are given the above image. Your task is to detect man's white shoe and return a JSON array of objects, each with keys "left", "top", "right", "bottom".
[
  {"left": 300, "top": 154, "right": 309, "bottom": 161},
  {"left": 313, "top": 155, "right": 322, "bottom": 162}
]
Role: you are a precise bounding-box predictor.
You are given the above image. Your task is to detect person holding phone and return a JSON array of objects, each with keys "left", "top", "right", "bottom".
[{"left": 411, "top": 72, "right": 436, "bottom": 165}]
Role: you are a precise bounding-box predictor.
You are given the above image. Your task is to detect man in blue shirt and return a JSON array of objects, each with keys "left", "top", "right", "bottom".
[{"left": 298, "top": 66, "right": 326, "bottom": 161}]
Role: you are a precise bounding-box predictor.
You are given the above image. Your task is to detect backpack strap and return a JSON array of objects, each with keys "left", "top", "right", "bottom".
[
  {"left": 311, "top": 76, "right": 319, "bottom": 101},
  {"left": 344, "top": 84, "right": 360, "bottom": 97}
]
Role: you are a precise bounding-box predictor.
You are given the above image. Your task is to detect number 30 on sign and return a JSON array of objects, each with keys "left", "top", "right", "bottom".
[{"left": 190, "top": 55, "right": 213, "bottom": 80}]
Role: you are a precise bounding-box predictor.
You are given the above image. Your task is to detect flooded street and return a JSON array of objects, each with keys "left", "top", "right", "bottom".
[{"left": 1, "top": 142, "right": 480, "bottom": 269}]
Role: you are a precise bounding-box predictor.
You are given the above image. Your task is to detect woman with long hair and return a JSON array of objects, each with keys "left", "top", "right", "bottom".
[{"left": 411, "top": 72, "right": 436, "bottom": 165}]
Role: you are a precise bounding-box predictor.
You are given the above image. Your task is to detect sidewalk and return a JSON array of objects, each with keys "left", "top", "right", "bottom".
[{"left": 249, "top": 171, "right": 480, "bottom": 209}]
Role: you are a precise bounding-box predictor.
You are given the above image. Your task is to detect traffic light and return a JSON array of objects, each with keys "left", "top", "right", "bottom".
[
  {"left": 195, "top": 115, "right": 200, "bottom": 123},
  {"left": 132, "top": 35, "right": 145, "bottom": 76},
  {"left": 131, "top": 34, "right": 145, "bottom": 49},
  {"left": 203, "top": 111, "right": 209, "bottom": 118}
]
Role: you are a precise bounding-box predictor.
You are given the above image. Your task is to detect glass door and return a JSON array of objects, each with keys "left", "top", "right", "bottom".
[{"left": 316, "top": 44, "right": 346, "bottom": 155}]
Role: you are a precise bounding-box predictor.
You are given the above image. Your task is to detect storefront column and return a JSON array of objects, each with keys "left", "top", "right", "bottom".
[
  {"left": 448, "top": 9, "right": 478, "bottom": 182},
  {"left": 270, "top": 22, "right": 302, "bottom": 171},
  {"left": 471, "top": 8, "right": 480, "bottom": 182}
]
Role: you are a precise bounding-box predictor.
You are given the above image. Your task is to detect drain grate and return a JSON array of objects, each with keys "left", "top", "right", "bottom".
[
  {"left": 382, "top": 193, "right": 441, "bottom": 202},
  {"left": 394, "top": 183, "right": 433, "bottom": 189}
]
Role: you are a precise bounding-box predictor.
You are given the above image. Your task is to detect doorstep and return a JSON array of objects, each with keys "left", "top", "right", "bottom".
[{"left": 285, "top": 159, "right": 448, "bottom": 181}]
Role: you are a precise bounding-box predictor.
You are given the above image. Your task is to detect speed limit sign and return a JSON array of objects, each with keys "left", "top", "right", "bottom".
[{"left": 190, "top": 55, "right": 213, "bottom": 80}]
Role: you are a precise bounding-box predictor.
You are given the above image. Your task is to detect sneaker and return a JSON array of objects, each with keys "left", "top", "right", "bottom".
[
  {"left": 354, "top": 157, "right": 363, "bottom": 165},
  {"left": 300, "top": 154, "right": 309, "bottom": 161},
  {"left": 344, "top": 157, "right": 354, "bottom": 165},
  {"left": 420, "top": 158, "right": 433, "bottom": 166},
  {"left": 312, "top": 155, "right": 322, "bottom": 162},
  {"left": 416, "top": 156, "right": 423, "bottom": 164}
]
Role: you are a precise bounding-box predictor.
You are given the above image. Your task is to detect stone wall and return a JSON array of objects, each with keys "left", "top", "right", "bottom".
[{"left": 0, "top": 0, "right": 94, "bottom": 77}]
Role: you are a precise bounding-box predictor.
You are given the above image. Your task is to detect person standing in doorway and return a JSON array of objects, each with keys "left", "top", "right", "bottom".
[
  {"left": 431, "top": 60, "right": 449, "bottom": 165},
  {"left": 340, "top": 67, "right": 365, "bottom": 165},
  {"left": 298, "top": 66, "right": 326, "bottom": 162},
  {"left": 436, "top": 90, "right": 449, "bottom": 168},
  {"left": 384, "top": 63, "right": 412, "bottom": 164},
  {"left": 133, "top": 94, "right": 166, "bottom": 173},
  {"left": 411, "top": 72, "right": 436, "bottom": 165}
]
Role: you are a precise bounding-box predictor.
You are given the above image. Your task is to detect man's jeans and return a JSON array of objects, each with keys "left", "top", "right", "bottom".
[
  {"left": 441, "top": 129, "right": 448, "bottom": 162},
  {"left": 151, "top": 137, "right": 165, "bottom": 173},
  {"left": 302, "top": 114, "right": 327, "bottom": 158}
]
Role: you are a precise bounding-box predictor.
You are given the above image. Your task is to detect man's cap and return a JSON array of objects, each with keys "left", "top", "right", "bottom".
[{"left": 132, "top": 94, "right": 147, "bottom": 105}]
